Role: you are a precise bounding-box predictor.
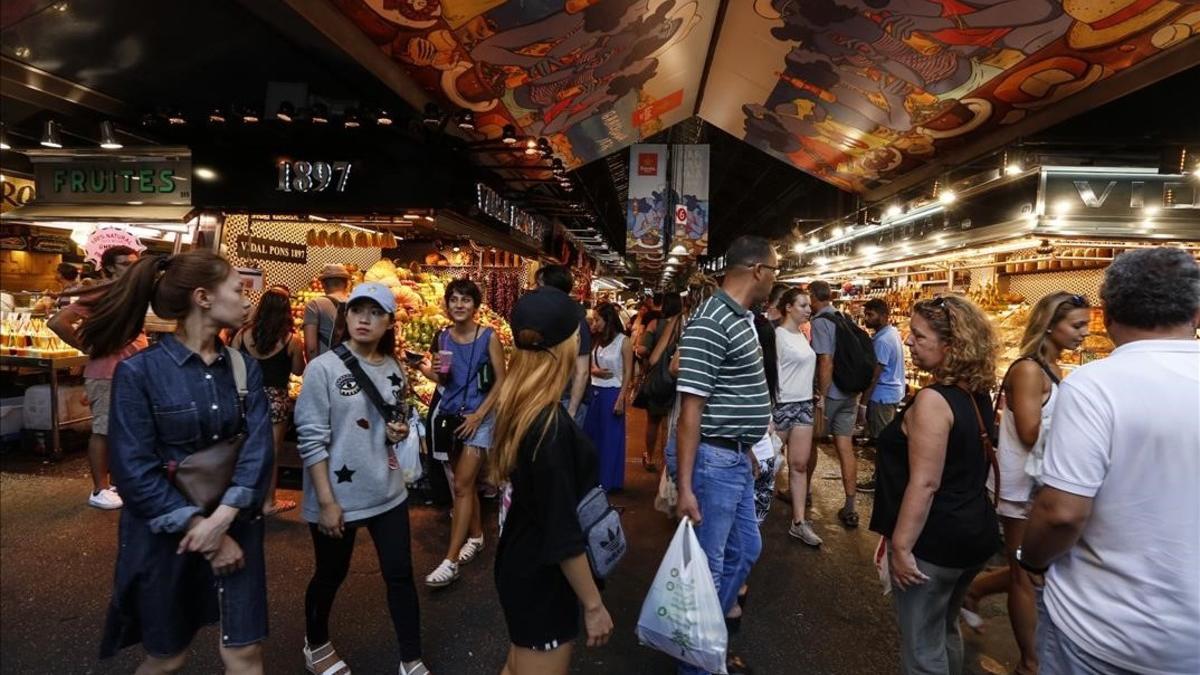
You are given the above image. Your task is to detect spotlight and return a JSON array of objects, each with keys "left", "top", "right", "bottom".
[
  {"left": 99, "top": 121, "right": 122, "bottom": 150},
  {"left": 343, "top": 108, "right": 360, "bottom": 129},
  {"left": 40, "top": 120, "right": 63, "bottom": 148},
  {"left": 167, "top": 108, "right": 187, "bottom": 125},
  {"left": 939, "top": 189, "right": 957, "bottom": 204},
  {"left": 457, "top": 111, "right": 475, "bottom": 131},
  {"left": 501, "top": 125, "right": 518, "bottom": 144},
  {"left": 793, "top": 242, "right": 806, "bottom": 254},
  {"left": 311, "top": 103, "right": 329, "bottom": 124},
  {"left": 885, "top": 204, "right": 902, "bottom": 218},
  {"left": 195, "top": 167, "right": 218, "bottom": 181},
  {"left": 242, "top": 107, "right": 260, "bottom": 124},
  {"left": 208, "top": 107, "right": 227, "bottom": 123},
  {"left": 524, "top": 138, "right": 538, "bottom": 156},
  {"left": 423, "top": 103, "right": 441, "bottom": 127},
  {"left": 832, "top": 226, "right": 845, "bottom": 238},
  {"left": 375, "top": 109, "right": 393, "bottom": 126},
  {"left": 276, "top": 101, "right": 295, "bottom": 123},
  {"left": 0, "top": 123, "right": 12, "bottom": 150},
  {"left": 1005, "top": 163, "right": 1023, "bottom": 176}
]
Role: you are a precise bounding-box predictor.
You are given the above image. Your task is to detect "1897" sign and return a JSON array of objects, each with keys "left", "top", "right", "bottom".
[{"left": 276, "top": 160, "right": 352, "bottom": 193}]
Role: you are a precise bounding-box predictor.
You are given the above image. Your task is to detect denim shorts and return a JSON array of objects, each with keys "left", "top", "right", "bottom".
[
  {"left": 773, "top": 399, "right": 815, "bottom": 432},
  {"left": 824, "top": 395, "right": 860, "bottom": 437}
]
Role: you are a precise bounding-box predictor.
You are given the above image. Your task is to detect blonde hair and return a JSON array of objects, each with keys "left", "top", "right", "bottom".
[
  {"left": 1018, "top": 292, "right": 1090, "bottom": 360},
  {"left": 489, "top": 331, "right": 580, "bottom": 484},
  {"left": 912, "top": 295, "right": 999, "bottom": 393}
]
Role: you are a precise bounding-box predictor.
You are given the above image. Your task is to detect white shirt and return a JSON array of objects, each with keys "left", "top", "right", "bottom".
[
  {"left": 775, "top": 325, "right": 816, "bottom": 403},
  {"left": 591, "top": 334, "right": 626, "bottom": 388},
  {"left": 1041, "top": 339, "right": 1200, "bottom": 675}
]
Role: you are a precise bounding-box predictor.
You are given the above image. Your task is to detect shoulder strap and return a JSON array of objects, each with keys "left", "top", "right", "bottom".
[
  {"left": 956, "top": 383, "right": 999, "bottom": 507},
  {"left": 333, "top": 343, "right": 397, "bottom": 423},
  {"left": 225, "top": 346, "right": 249, "bottom": 432}
]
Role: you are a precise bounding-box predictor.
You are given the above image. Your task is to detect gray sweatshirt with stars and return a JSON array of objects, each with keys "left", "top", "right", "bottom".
[{"left": 295, "top": 349, "right": 408, "bottom": 524}]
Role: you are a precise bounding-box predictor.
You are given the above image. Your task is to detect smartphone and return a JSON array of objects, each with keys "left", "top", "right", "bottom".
[{"left": 403, "top": 350, "right": 425, "bottom": 365}]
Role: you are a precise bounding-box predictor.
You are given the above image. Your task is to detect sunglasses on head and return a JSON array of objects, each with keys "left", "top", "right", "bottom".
[{"left": 1062, "top": 294, "right": 1088, "bottom": 308}]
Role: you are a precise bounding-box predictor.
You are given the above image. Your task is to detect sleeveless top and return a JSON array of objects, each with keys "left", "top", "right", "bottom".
[
  {"left": 592, "top": 333, "right": 626, "bottom": 388},
  {"left": 239, "top": 335, "right": 292, "bottom": 389},
  {"left": 438, "top": 325, "right": 493, "bottom": 414},
  {"left": 869, "top": 384, "right": 1001, "bottom": 569},
  {"left": 992, "top": 358, "right": 1060, "bottom": 503}
]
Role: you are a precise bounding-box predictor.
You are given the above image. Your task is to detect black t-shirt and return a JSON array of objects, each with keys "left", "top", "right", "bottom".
[
  {"left": 869, "top": 384, "right": 1001, "bottom": 569},
  {"left": 577, "top": 315, "right": 591, "bottom": 356},
  {"left": 497, "top": 406, "right": 599, "bottom": 570}
]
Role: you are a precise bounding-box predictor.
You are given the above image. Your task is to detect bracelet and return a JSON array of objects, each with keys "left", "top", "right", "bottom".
[{"left": 1016, "top": 547, "right": 1049, "bottom": 575}]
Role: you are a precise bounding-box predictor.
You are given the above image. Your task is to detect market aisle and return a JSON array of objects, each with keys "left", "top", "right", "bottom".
[{"left": 0, "top": 410, "right": 1017, "bottom": 674}]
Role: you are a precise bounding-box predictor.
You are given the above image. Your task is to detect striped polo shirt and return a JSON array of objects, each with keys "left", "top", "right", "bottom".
[{"left": 676, "top": 289, "right": 771, "bottom": 444}]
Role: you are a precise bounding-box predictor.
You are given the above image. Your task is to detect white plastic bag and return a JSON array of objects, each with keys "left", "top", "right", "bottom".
[
  {"left": 637, "top": 517, "right": 728, "bottom": 674},
  {"left": 654, "top": 470, "right": 678, "bottom": 517},
  {"left": 393, "top": 409, "right": 424, "bottom": 484},
  {"left": 874, "top": 536, "right": 892, "bottom": 596}
]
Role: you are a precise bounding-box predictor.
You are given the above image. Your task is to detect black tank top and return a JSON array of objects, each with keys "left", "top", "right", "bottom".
[
  {"left": 869, "top": 384, "right": 1001, "bottom": 568},
  {"left": 247, "top": 342, "right": 292, "bottom": 389}
]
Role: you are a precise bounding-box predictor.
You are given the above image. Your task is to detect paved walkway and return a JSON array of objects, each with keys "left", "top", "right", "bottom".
[{"left": 0, "top": 410, "right": 1020, "bottom": 673}]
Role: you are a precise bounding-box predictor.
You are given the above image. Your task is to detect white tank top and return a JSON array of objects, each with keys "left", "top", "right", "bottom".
[
  {"left": 992, "top": 362, "right": 1059, "bottom": 503},
  {"left": 591, "top": 334, "right": 625, "bottom": 388}
]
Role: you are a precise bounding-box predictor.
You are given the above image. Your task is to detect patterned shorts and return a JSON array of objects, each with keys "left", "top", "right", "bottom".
[
  {"left": 753, "top": 455, "right": 779, "bottom": 525},
  {"left": 264, "top": 386, "right": 292, "bottom": 425},
  {"left": 772, "top": 399, "right": 815, "bottom": 432}
]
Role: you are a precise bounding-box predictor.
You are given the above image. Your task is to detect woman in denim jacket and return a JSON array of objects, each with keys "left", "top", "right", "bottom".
[{"left": 85, "top": 250, "right": 273, "bottom": 674}]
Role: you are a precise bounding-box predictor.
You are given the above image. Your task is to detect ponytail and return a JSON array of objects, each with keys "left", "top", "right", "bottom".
[{"left": 79, "top": 250, "right": 232, "bottom": 358}]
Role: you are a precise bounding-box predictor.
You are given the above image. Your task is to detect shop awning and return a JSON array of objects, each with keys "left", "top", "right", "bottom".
[{"left": 0, "top": 203, "right": 196, "bottom": 224}]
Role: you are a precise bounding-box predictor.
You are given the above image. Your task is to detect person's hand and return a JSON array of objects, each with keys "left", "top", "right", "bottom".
[
  {"left": 386, "top": 420, "right": 410, "bottom": 443},
  {"left": 592, "top": 368, "right": 614, "bottom": 379},
  {"left": 428, "top": 352, "right": 442, "bottom": 373},
  {"left": 677, "top": 488, "right": 702, "bottom": 524},
  {"left": 318, "top": 501, "right": 345, "bottom": 539},
  {"left": 890, "top": 547, "right": 930, "bottom": 590},
  {"left": 457, "top": 411, "right": 484, "bottom": 440},
  {"left": 814, "top": 394, "right": 825, "bottom": 409},
  {"left": 857, "top": 404, "right": 868, "bottom": 426},
  {"left": 206, "top": 535, "right": 245, "bottom": 576},
  {"left": 1026, "top": 570, "right": 1046, "bottom": 590},
  {"left": 584, "top": 602, "right": 614, "bottom": 647},
  {"left": 178, "top": 510, "right": 233, "bottom": 555},
  {"left": 750, "top": 454, "right": 761, "bottom": 479},
  {"left": 613, "top": 395, "right": 625, "bottom": 417}
]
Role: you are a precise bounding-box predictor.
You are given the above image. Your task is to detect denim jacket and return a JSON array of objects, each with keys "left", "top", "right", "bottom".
[{"left": 108, "top": 334, "right": 274, "bottom": 533}]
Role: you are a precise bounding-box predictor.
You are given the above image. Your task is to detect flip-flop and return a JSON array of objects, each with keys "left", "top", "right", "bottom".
[{"left": 838, "top": 506, "right": 859, "bottom": 528}]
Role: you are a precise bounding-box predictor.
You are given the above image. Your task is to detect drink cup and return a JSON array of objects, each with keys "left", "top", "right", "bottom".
[{"left": 437, "top": 350, "right": 453, "bottom": 374}]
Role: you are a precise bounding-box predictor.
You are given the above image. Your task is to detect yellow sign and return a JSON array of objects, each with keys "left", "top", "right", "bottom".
[{"left": 1, "top": 174, "right": 36, "bottom": 214}]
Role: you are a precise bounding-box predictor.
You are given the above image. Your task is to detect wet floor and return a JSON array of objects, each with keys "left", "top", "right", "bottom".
[{"left": 0, "top": 410, "right": 1020, "bottom": 674}]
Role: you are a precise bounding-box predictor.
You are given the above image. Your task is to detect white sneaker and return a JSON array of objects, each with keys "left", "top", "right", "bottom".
[
  {"left": 399, "top": 660, "right": 430, "bottom": 675},
  {"left": 424, "top": 559, "right": 459, "bottom": 588},
  {"left": 457, "top": 537, "right": 484, "bottom": 565},
  {"left": 88, "top": 487, "right": 123, "bottom": 510},
  {"left": 789, "top": 520, "right": 823, "bottom": 546}
]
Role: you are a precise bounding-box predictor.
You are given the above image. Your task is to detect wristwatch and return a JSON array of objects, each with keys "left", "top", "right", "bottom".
[{"left": 1015, "top": 547, "right": 1049, "bottom": 575}]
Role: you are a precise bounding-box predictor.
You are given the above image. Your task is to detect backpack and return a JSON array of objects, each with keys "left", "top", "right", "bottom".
[
  {"left": 814, "top": 312, "right": 877, "bottom": 394},
  {"left": 324, "top": 297, "right": 348, "bottom": 350}
]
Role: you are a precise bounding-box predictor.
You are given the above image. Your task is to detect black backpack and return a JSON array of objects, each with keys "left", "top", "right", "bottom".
[{"left": 814, "top": 312, "right": 877, "bottom": 394}]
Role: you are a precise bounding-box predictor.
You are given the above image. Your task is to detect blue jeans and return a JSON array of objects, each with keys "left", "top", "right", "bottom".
[
  {"left": 670, "top": 441, "right": 762, "bottom": 675},
  {"left": 1036, "top": 588, "right": 1138, "bottom": 675}
]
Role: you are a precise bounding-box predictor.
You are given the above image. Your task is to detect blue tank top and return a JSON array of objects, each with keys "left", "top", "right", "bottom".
[{"left": 439, "top": 326, "right": 492, "bottom": 414}]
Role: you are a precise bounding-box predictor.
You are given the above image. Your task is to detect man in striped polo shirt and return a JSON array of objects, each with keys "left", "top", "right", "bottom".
[{"left": 675, "top": 236, "right": 777, "bottom": 675}]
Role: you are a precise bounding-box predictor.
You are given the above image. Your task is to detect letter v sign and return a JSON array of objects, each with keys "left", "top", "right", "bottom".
[{"left": 1073, "top": 181, "right": 1118, "bottom": 208}]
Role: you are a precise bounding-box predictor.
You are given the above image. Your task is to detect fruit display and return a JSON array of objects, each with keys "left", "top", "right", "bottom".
[{"left": 0, "top": 316, "right": 82, "bottom": 358}]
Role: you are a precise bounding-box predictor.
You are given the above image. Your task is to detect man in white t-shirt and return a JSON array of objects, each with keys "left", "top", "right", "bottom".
[{"left": 1019, "top": 247, "right": 1200, "bottom": 675}]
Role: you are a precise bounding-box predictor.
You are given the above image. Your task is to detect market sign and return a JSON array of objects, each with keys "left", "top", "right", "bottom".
[
  {"left": 83, "top": 227, "right": 147, "bottom": 266},
  {"left": 474, "top": 183, "right": 547, "bottom": 242},
  {"left": 1043, "top": 169, "right": 1199, "bottom": 217},
  {"left": 235, "top": 235, "right": 307, "bottom": 264},
  {"left": 31, "top": 156, "right": 191, "bottom": 205},
  {"left": 30, "top": 235, "right": 73, "bottom": 254},
  {"left": 1, "top": 175, "right": 36, "bottom": 214}
]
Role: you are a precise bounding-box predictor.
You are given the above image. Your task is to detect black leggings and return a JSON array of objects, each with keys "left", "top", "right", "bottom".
[{"left": 305, "top": 501, "right": 421, "bottom": 661}]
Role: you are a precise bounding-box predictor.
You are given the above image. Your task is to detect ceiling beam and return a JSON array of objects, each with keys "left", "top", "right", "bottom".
[
  {"left": 1, "top": 55, "right": 133, "bottom": 120},
  {"left": 863, "top": 40, "right": 1200, "bottom": 203}
]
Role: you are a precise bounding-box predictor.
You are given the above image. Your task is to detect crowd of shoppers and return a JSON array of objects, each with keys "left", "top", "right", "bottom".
[{"left": 34, "top": 235, "right": 1198, "bottom": 675}]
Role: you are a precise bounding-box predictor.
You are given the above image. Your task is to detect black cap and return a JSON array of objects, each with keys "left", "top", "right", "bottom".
[{"left": 511, "top": 287, "right": 583, "bottom": 351}]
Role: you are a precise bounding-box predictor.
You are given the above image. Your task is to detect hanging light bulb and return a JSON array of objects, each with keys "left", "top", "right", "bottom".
[
  {"left": 343, "top": 108, "right": 360, "bottom": 129},
  {"left": 939, "top": 189, "right": 957, "bottom": 205},
  {"left": 208, "top": 107, "right": 227, "bottom": 124},
  {"left": 99, "top": 120, "right": 122, "bottom": 149},
  {"left": 375, "top": 109, "right": 393, "bottom": 126},
  {"left": 167, "top": 108, "right": 187, "bottom": 125},
  {"left": 537, "top": 137, "right": 552, "bottom": 158},
  {"left": 523, "top": 138, "right": 539, "bottom": 156},
  {"left": 0, "top": 123, "right": 12, "bottom": 150},
  {"left": 40, "top": 120, "right": 63, "bottom": 148},
  {"left": 241, "top": 107, "right": 260, "bottom": 124},
  {"left": 276, "top": 101, "right": 295, "bottom": 123},
  {"left": 457, "top": 110, "right": 475, "bottom": 131},
  {"left": 422, "top": 103, "right": 442, "bottom": 127},
  {"left": 501, "top": 125, "right": 518, "bottom": 144},
  {"left": 311, "top": 103, "right": 329, "bottom": 124}
]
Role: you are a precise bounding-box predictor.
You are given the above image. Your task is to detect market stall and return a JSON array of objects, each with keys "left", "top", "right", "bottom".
[{"left": 783, "top": 165, "right": 1200, "bottom": 388}]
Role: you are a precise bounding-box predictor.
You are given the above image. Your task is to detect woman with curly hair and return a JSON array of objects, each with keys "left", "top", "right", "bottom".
[{"left": 869, "top": 295, "right": 1002, "bottom": 675}]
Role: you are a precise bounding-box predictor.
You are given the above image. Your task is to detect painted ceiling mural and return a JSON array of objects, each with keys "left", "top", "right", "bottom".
[
  {"left": 332, "top": 0, "right": 720, "bottom": 169},
  {"left": 700, "top": 0, "right": 1200, "bottom": 193}
]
